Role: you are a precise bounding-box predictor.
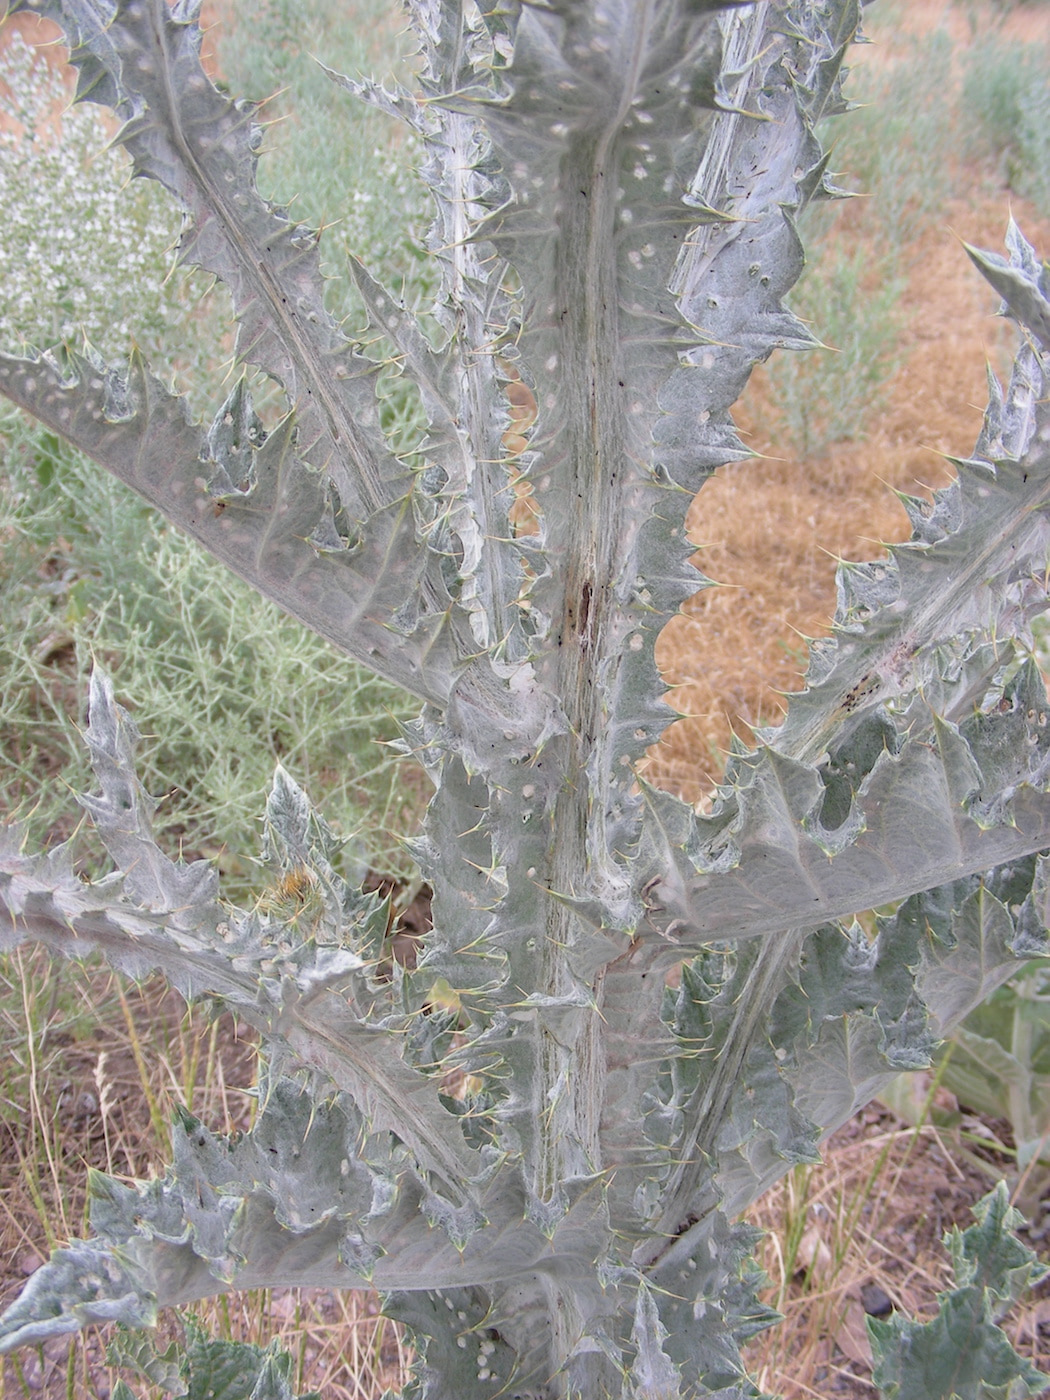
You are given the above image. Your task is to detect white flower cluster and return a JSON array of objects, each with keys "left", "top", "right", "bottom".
[{"left": 0, "top": 32, "right": 192, "bottom": 362}]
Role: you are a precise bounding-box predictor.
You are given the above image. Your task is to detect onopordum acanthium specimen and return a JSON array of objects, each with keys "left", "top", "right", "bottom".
[{"left": 0, "top": 1, "right": 1049, "bottom": 1396}]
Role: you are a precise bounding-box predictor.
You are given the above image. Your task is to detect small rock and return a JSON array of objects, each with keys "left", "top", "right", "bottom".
[{"left": 860, "top": 1282, "right": 893, "bottom": 1317}]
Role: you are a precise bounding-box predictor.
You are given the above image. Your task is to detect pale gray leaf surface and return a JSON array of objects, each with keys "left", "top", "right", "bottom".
[
  {"left": 627, "top": 1283, "right": 682, "bottom": 1400},
  {"left": 642, "top": 695, "right": 1050, "bottom": 951},
  {"left": 631, "top": 321, "right": 1050, "bottom": 946},
  {"left": 333, "top": 15, "right": 534, "bottom": 667},
  {"left": 5, "top": 4, "right": 1050, "bottom": 1397},
  {"left": 965, "top": 219, "right": 1050, "bottom": 355},
  {"left": 0, "top": 1073, "right": 613, "bottom": 1355},
  {"left": 756, "top": 255, "right": 1049, "bottom": 771},
  {"left": 646, "top": 855, "right": 1050, "bottom": 1234},
  {"left": 644, "top": 1209, "right": 775, "bottom": 1400},
  {"left": 0, "top": 847, "right": 484, "bottom": 1192},
  {"left": 0, "top": 349, "right": 460, "bottom": 705},
  {"left": 0, "top": 1239, "right": 159, "bottom": 1351},
  {"left": 0, "top": 676, "right": 618, "bottom": 1379},
  {"left": 78, "top": 669, "right": 219, "bottom": 911},
  {"left": 381, "top": 0, "right": 867, "bottom": 1227}
]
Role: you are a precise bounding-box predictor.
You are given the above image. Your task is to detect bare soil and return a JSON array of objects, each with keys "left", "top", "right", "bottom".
[{"left": 652, "top": 187, "right": 1050, "bottom": 797}]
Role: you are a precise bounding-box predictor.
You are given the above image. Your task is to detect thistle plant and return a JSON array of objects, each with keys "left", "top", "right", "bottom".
[{"left": 0, "top": 2, "right": 1049, "bottom": 1397}]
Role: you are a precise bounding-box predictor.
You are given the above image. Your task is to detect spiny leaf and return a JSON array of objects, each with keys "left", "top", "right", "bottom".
[
  {"left": 642, "top": 696, "right": 1050, "bottom": 951},
  {"left": 3, "top": 3, "right": 1050, "bottom": 1397},
  {"left": 869, "top": 1183, "right": 1048, "bottom": 1400},
  {"left": 0, "top": 349, "right": 458, "bottom": 705},
  {"left": 0, "top": 669, "right": 482, "bottom": 1195},
  {"left": 0, "top": 1240, "right": 157, "bottom": 1352},
  {"left": 628, "top": 1283, "right": 681, "bottom": 1400},
  {"left": 965, "top": 220, "right": 1050, "bottom": 355},
  {"left": 177, "top": 1318, "right": 322, "bottom": 1400}
]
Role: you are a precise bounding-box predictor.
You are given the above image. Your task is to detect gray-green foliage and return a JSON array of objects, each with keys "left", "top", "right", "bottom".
[
  {"left": 212, "top": 0, "right": 436, "bottom": 454},
  {"left": 963, "top": 33, "right": 1050, "bottom": 221},
  {"left": 870, "top": 1183, "right": 1048, "bottom": 1400},
  {"left": 0, "top": 3, "right": 1048, "bottom": 1398},
  {"left": 109, "top": 1315, "right": 322, "bottom": 1400}
]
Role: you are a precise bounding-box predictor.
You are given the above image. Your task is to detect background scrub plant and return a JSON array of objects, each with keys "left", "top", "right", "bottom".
[
  {"left": 0, "top": 1, "right": 1048, "bottom": 1397},
  {"left": 0, "top": 28, "right": 199, "bottom": 359}
]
